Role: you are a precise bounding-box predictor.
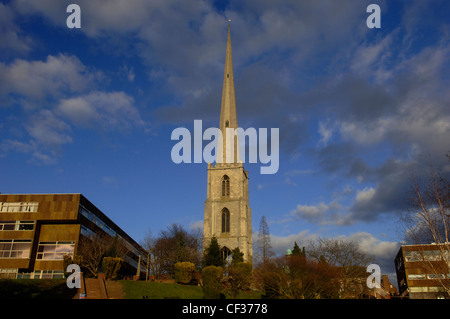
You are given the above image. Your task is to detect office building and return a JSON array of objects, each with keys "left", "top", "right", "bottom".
[{"left": 0, "top": 193, "right": 146, "bottom": 279}]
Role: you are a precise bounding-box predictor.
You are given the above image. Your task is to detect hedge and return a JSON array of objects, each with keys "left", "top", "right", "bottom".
[
  {"left": 202, "top": 266, "right": 223, "bottom": 299},
  {"left": 174, "top": 262, "right": 196, "bottom": 284},
  {"left": 102, "top": 257, "right": 123, "bottom": 280}
]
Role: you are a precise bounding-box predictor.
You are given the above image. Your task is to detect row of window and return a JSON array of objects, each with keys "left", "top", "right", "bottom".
[
  {"left": 36, "top": 241, "right": 75, "bottom": 260},
  {"left": 0, "top": 239, "right": 31, "bottom": 258},
  {"left": 409, "top": 286, "right": 447, "bottom": 293},
  {"left": 80, "top": 205, "right": 144, "bottom": 259},
  {"left": 79, "top": 205, "right": 116, "bottom": 237},
  {"left": 404, "top": 249, "right": 450, "bottom": 262},
  {"left": 0, "top": 239, "right": 75, "bottom": 260},
  {"left": 0, "top": 202, "right": 39, "bottom": 213},
  {"left": 408, "top": 273, "right": 450, "bottom": 280},
  {"left": 0, "top": 220, "right": 34, "bottom": 231},
  {"left": 0, "top": 269, "right": 65, "bottom": 279},
  {"left": 18, "top": 270, "right": 65, "bottom": 279},
  {"left": 0, "top": 268, "right": 65, "bottom": 279}
]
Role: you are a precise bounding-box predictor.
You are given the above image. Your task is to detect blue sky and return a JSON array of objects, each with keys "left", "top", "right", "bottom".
[{"left": 1, "top": 0, "right": 449, "bottom": 281}]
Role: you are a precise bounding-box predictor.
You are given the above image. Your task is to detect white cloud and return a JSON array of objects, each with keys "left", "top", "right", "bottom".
[
  {"left": 354, "top": 187, "right": 376, "bottom": 205},
  {"left": 338, "top": 118, "right": 391, "bottom": 145},
  {"left": 26, "top": 110, "right": 72, "bottom": 148},
  {"left": 290, "top": 200, "right": 345, "bottom": 225},
  {"left": 0, "top": 54, "right": 93, "bottom": 102},
  {"left": 269, "top": 230, "right": 316, "bottom": 256},
  {"left": 57, "top": 91, "right": 145, "bottom": 130}
]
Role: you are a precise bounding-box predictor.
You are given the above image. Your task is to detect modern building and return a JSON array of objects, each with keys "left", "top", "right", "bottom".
[
  {"left": 203, "top": 25, "right": 253, "bottom": 263},
  {"left": 395, "top": 243, "right": 450, "bottom": 299},
  {"left": 0, "top": 193, "right": 147, "bottom": 279}
]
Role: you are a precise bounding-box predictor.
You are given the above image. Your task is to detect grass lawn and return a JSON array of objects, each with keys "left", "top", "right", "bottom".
[
  {"left": 120, "top": 281, "right": 262, "bottom": 299},
  {"left": 0, "top": 279, "right": 262, "bottom": 299},
  {"left": 121, "top": 281, "right": 204, "bottom": 299}
]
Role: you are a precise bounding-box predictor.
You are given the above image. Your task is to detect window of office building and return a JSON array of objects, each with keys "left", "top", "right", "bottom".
[
  {"left": 36, "top": 241, "right": 75, "bottom": 260},
  {"left": 79, "top": 205, "right": 116, "bottom": 237},
  {"left": 0, "top": 202, "right": 38, "bottom": 213},
  {"left": 0, "top": 220, "right": 34, "bottom": 231},
  {"left": 0, "top": 239, "right": 31, "bottom": 258}
]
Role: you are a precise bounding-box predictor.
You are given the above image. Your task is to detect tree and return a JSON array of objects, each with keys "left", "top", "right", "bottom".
[
  {"left": 102, "top": 257, "right": 123, "bottom": 280},
  {"left": 153, "top": 224, "right": 202, "bottom": 275},
  {"left": 308, "top": 237, "right": 374, "bottom": 298},
  {"left": 231, "top": 247, "right": 244, "bottom": 265},
  {"left": 203, "top": 236, "right": 224, "bottom": 268},
  {"left": 105, "top": 235, "right": 129, "bottom": 260},
  {"left": 256, "top": 216, "right": 274, "bottom": 265},
  {"left": 141, "top": 228, "right": 162, "bottom": 280},
  {"left": 292, "top": 242, "right": 305, "bottom": 257},
  {"left": 400, "top": 156, "right": 450, "bottom": 296},
  {"left": 202, "top": 266, "right": 224, "bottom": 299},
  {"left": 403, "top": 161, "right": 449, "bottom": 245},
  {"left": 253, "top": 254, "right": 340, "bottom": 299},
  {"left": 227, "top": 262, "right": 252, "bottom": 298},
  {"left": 77, "top": 231, "right": 115, "bottom": 277}
]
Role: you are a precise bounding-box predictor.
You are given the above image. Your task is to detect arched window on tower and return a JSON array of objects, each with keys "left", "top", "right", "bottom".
[
  {"left": 221, "top": 208, "right": 230, "bottom": 233},
  {"left": 222, "top": 175, "right": 230, "bottom": 197}
]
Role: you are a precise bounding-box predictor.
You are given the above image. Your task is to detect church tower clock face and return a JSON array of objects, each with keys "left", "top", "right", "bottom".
[{"left": 203, "top": 25, "right": 252, "bottom": 264}]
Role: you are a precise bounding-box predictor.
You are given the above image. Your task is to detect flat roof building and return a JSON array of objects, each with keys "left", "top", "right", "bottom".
[
  {"left": 395, "top": 243, "right": 450, "bottom": 299},
  {"left": 0, "top": 193, "right": 147, "bottom": 279}
]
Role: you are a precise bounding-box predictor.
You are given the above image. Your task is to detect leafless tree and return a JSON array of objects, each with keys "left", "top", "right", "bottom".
[
  {"left": 400, "top": 157, "right": 450, "bottom": 295},
  {"left": 308, "top": 237, "right": 374, "bottom": 298},
  {"left": 141, "top": 228, "right": 162, "bottom": 280},
  {"left": 150, "top": 224, "right": 202, "bottom": 276},
  {"left": 253, "top": 255, "right": 340, "bottom": 299},
  {"left": 77, "top": 231, "right": 114, "bottom": 277}
]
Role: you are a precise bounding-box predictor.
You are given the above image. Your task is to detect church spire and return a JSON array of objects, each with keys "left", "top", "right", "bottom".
[{"left": 218, "top": 24, "right": 240, "bottom": 164}]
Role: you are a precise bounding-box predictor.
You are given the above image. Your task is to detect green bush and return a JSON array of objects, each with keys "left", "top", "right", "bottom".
[
  {"left": 102, "top": 257, "right": 123, "bottom": 280},
  {"left": 202, "top": 266, "right": 223, "bottom": 299},
  {"left": 174, "top": 262, "right": 196, "bottom": 284}
]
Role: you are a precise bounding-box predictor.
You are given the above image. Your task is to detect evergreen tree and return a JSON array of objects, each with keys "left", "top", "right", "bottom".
[
  {"left": 292, "top": 242, "right": 301, "bottom": 256},
  {"left": 231, "top": 247, "right": 244, "bottom": 265},
  {"left": 292, "top": 242, "right": 306, "bottom": 257},
  {"left": 203, "top": 236, "right": 224, "bottom": 268}
]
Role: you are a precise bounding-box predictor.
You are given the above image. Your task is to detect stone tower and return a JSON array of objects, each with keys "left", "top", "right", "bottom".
[{"left": 203, "top": 25, "right": 253, "bottom": 263}]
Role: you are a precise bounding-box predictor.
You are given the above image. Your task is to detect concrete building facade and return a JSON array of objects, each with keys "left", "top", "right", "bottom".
[
  {"left": 0, "top": 193, "right": 146, "bottom": 279},
  {"left": 395, "top": 243, "right": 450, "bottom": 299}
]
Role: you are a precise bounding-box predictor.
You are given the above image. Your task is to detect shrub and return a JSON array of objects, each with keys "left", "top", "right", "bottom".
[
  {"left": 63, "top": 255, "right": 83, "bottom": 278},
  {"left": 174, "top": 262, "right": 196, "bottom": 284},
  {"left": 228, "top": 262, "right": 252, "bottom": 298},
  {"left": 102, "top": 257, "right": 123, "bottom": 280},
  {"left": 202, "top": 266, "right": 224, "bottom": 299}
]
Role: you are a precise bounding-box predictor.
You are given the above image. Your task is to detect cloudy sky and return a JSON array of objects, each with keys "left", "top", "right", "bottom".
[{"left": 1, "top": 0, "right": 449, "bottom": 282}]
